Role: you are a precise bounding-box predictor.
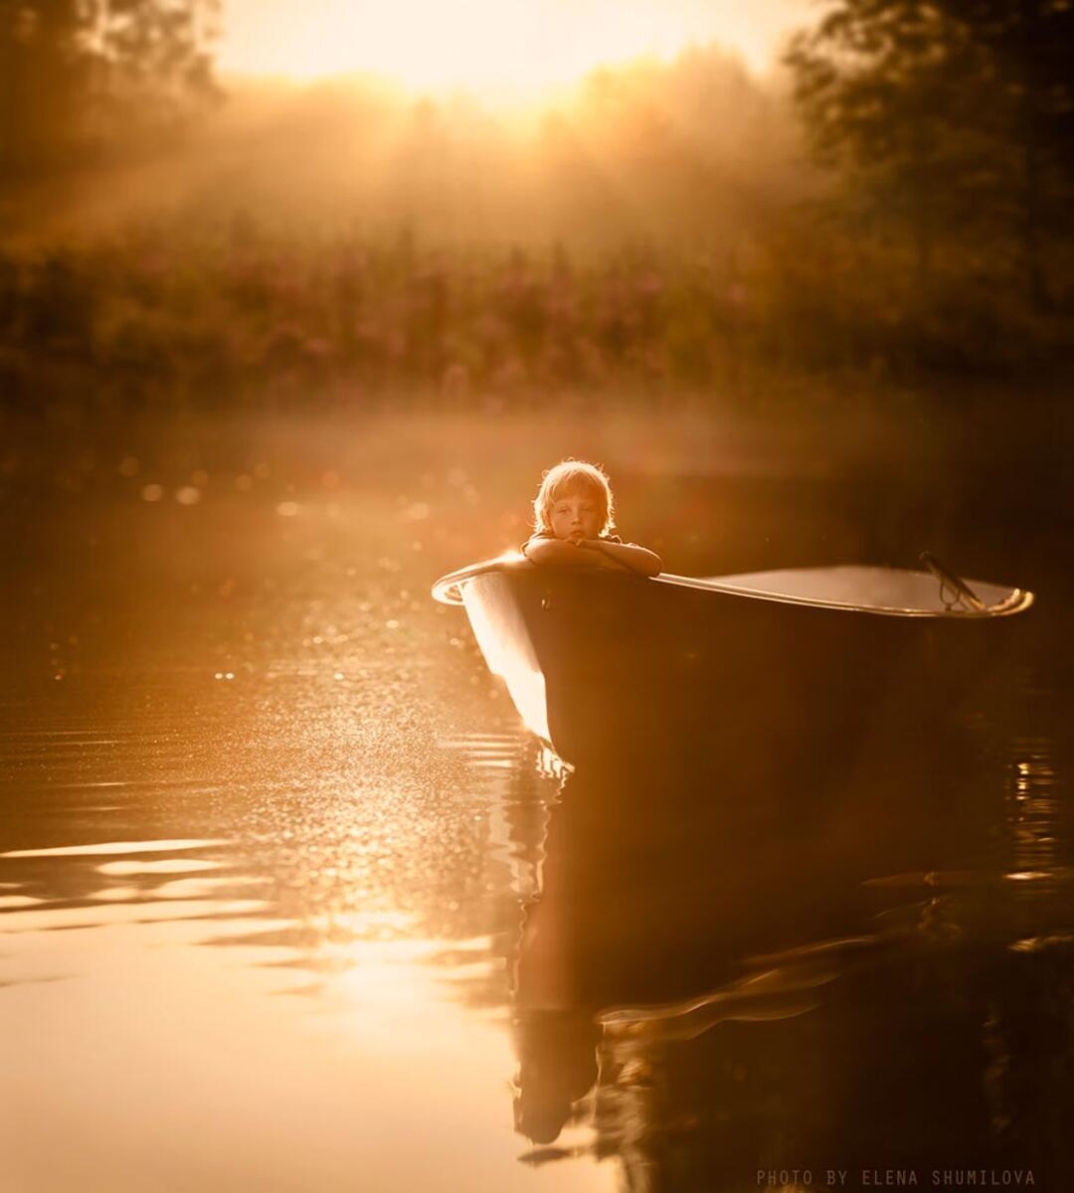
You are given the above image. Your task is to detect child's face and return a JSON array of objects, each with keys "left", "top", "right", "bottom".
[{"left": 549, "top": 486, "right": 604, "bottom": 542}]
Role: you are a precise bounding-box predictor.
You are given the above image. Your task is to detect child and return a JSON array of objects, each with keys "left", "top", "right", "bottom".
[{"left": 522, "top": 460, "right": 662, "bottom": 577}]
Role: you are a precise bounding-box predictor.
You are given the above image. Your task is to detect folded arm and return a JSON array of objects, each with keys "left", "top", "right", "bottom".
[
  {"left": 522, "top": 536, "right": 662, "bottom": 577},
  {"left": 582, "top": 538, "right": 663, "bottom": 576}
]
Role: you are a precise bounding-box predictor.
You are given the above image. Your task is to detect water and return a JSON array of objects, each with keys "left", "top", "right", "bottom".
[{"left": 2, "top": 415, "right": 1072, "bottom": 1192}]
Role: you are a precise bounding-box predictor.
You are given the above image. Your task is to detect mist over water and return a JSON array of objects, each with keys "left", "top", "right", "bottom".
[{"left": 2, "top": 407, "right": 1071, "bottom": 1191}]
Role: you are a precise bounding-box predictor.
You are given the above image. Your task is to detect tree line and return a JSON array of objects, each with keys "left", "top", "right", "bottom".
[{"left": 787, "top": 0, "right": 1074, "bottom": 311}]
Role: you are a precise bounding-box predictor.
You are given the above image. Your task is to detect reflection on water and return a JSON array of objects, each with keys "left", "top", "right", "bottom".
[
  {"left": 509, "top": 738, "right": 1074, "bottom": 1187},
  {"left": 506, "top": 693, "right": 1074, "bottom": 1189},
  {"left": 2, "top": 469, "right": 1072, "bottom": 1192},
  {"left": 500, "top": 596, "right": 1074, "bottom": 1187}
]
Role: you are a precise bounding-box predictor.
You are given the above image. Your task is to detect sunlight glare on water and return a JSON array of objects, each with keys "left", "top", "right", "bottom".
[{"left": 0, "top": 686, "right": 614, "bottom": 1191}]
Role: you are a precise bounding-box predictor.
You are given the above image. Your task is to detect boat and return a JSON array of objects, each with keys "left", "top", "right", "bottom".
[{"left": 432, "top": 553, "right": 1034, "bottom": 771}]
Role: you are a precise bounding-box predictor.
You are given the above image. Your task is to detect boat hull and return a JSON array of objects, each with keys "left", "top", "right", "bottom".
[{"left": 457, "top": 564, "right": 1018, "bottom": 771}]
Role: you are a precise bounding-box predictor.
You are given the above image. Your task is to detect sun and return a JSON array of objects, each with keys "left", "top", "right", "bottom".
[{"left": 218, "top": 0, "right": 794, "bottom": 101}]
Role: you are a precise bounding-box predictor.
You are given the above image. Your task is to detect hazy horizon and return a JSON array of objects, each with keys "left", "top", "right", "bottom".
[
  {"left": 3, "top": 41, "right": 802, "bottom": 243},
  {"left": 215, "top": 0, "right": 812, "bottom": 97}
]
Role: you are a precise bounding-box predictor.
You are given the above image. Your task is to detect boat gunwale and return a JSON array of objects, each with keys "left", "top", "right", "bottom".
[{"left": 431, "top": 556, "right": 1034, "bottom": 620}]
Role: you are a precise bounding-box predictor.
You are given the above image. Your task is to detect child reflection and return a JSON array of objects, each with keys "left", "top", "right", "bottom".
[
  {"left": 509, "top": 757, "right": 804, "bottom": 1150},
  {"left": 512, "top": 1008, "right": 599, "bottom": 1145}
]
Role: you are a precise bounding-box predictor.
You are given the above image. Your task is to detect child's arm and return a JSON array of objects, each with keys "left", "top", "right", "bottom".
[
  {"left": 523, "top": 536, "right": 662, "bottom": 576},
  {"left": 580, "top": 539, "right": 662, "bottom": 576},
  {"left": 522, "top": 537, "right": 599, "bottom": 567}
]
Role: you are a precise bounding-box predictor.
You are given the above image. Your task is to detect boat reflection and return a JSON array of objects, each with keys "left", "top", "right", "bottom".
[{"left": 507, "top": 738, "right": 1074, "bottom": 1190}]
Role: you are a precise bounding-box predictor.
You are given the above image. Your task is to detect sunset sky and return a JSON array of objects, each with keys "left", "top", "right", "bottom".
[{"left": 217, "top": 0, "right": 811, "bottom": 97}]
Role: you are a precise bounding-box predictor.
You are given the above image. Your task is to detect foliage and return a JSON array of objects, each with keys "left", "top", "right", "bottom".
[
  {"left": 0, "top": 0, "right": 220, "bottom": 182},
  {"left": 786, "top": 0, "right": 1074, "bottom": 306}
]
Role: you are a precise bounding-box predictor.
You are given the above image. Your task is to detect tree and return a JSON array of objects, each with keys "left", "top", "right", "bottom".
[
  {"left": 0, "top": 0, "right": 221, "bottom": 182},
  {"left": 786, "top": 0, "right": 1074, "bottom": 307}
]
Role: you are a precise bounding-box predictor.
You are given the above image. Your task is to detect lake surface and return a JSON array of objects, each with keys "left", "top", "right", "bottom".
[{"left": 2, "top": 411, "right": 1072, "bottom": 1192}]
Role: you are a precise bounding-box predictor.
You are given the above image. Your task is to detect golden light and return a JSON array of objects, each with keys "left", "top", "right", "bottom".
[{"left": 219, "top": 0, "right": 800, "bottom": 100}]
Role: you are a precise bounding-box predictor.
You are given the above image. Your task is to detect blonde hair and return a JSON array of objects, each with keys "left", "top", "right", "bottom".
[{"left": 532, "top": 460, "right": 615, "bottom": 536}]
